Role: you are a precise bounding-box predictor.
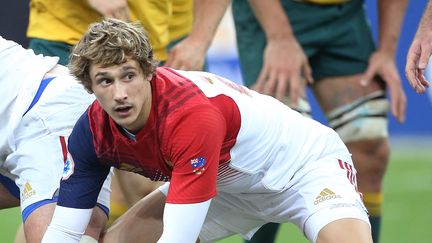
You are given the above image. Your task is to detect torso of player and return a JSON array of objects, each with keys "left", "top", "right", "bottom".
[{"left": 87, "top": 67, "right": 346, "bottom": 192}]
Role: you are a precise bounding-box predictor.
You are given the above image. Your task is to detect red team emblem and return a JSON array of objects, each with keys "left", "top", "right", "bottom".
[{"left": 191, "top": 157, "right": 206, "bottom": 174}]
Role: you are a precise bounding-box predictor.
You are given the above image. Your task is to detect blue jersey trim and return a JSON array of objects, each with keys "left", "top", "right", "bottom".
[
  {"left": 22, "top": 196, "right": 59, "bottom": 222},
  {"left": 23, "top": 77, "right": 55, "bottom": 117},
  {"left": 0, "top": 174, "right": 20, "bottom": 198},
  {"left": 21, "top": 197, "right": 110, "bottom": 222},
  {"left": 23, "top": 200, "right": 110, "bottom": 222}
]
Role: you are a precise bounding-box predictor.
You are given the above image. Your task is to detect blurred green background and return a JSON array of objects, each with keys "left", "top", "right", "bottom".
[{"left": 1, "top": 147, "right": 431, "bottom": 243}]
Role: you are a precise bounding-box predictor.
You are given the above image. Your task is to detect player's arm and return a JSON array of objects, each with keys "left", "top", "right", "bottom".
[
  {"left": 42, "top": 113, "right": 111, "bottom": 243},
  {"left": 158, "top": 200, "right": 212, "bottom": 243},
  {"left": 362, "top": 0, "right": 408, "bottom": 123},
  {"left": 405, "top": 0, "right": 432, "bottom": 93},
  {"left": 247, "top": 0, "right": 312, "bottom": 104},
  {"left": 158, "top": 105, "right": 226, "bottom": 242},
  {"left": 165, "top": 0, "right": 230, "bottom": 70}
]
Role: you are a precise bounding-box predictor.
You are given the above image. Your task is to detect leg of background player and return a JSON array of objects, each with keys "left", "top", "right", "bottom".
[{"left": 245, "top": 223, "right": 280, "bottom": 243}]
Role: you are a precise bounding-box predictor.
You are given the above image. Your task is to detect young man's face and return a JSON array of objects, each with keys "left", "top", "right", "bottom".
[{"left": 89, "top": 58, "right": 152, "bottom": 133}]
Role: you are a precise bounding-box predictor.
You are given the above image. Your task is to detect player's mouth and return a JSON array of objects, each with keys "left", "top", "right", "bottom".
[{"left": 114, "top": 105, "right": 133, "bottom": 117}]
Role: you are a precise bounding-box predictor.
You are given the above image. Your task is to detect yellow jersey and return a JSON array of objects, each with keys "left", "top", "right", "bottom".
[
  {"left": 169, "top": 0, "right": 193, "bottom": 42},
  {"left": 27, "top": 0, "right": 192, "bottom": 60}
]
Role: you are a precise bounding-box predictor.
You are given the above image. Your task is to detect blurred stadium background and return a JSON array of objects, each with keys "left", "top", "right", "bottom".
[{"left": 1, "top": 0, "right": 430, "bottom": 242}]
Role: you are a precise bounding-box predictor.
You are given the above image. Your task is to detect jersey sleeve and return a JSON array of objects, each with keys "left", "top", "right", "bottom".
[
  {"left": 57, "top": 111, "right": 111, "bottom": 209},
  {"left": 164, "top": 105, "right": 226, "bottom": 204}
]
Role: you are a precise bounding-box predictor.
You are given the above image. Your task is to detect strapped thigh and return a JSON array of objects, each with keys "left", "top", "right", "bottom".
[{"left": 326, "top": 90, "right": 389, "bottom": 143}]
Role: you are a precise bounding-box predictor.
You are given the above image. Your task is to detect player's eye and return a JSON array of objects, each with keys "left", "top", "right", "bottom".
[
  {"left": 125, "top": 72, "right": 135, "bottom": 80},
  {"left": 98, "top": 78, "right": 112, "bottom": 87}
]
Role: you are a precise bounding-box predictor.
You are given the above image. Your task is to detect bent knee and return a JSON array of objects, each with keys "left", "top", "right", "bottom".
[{"left": 317, "top": 218, "right": 372, "bottom": 243}]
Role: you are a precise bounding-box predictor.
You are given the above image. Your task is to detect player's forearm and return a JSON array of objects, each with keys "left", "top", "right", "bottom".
[
  {"left": 187, "top": 0, "right": 231, "bottom": 51},
  {"left": 158, "top": 200, "right": 211, "bottom": 243},
  {"left": 42, "top": 206, "right": 93, "bottom": 243},
  {"left": 248, "top": 0, "right": 295, "bottom": 41},
  {"left": 417, "top": 0, "right": 432, "bottom": 35},
  {"left": 377, "top": 0, "right": 408, "bottom": 56}
]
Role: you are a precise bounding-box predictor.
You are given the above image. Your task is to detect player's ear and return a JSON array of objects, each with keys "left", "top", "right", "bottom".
[{"left": 146, "top": 74, "right": 153, "bottom": 82}]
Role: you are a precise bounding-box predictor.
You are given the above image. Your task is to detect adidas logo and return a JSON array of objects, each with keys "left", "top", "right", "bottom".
[
  {"left": 314, "top": 188, "right": 341, "bottom": 205},
  {"left": 21, "top": 181, "right": 36, "bottom": 202}
]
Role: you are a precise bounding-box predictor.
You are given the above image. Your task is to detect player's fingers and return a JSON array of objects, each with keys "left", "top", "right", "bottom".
[
  {"left": 289, "top": 73, "right": 302, "bottom": 107},
  {"left": 263, "top": 70, "right": 278, "bottom": 96},
  {"left": 102, "top": 11, "right": 116, "bottom": 18},
  {"left": 417, "top": 69, "right": 431, "bottom": 88},
  {"left": 384, "top": 73, "right": 405, "bottom": 122},
  {"left": 395, "top": 86, "right": 407, "bottom": 123},
  {"left": 396, "top": 88, "right": 407, "bottom": 123},
  {"left": 360, "top": 61, "right": 379, "bottom": 86},
  {"left": 114, "top": 8, "right": 130, "bottom": 21},
  {"left": 181, "top": 58, "right": 198, "bottom": 71},
  {"left": 302, "top": 62, "right": 314, "bottom": 84},
  {"left": 411, "top": 69, "right": 426, "bottom": 94},
  {"left": 165, "top": 51, "right": 175, "bottom": 68},
  {"left": 193, "top": 59, "right": 205, "bottom": 71},
  {"left": 253, "top": 67, "right": 270, "bottom": 93},
  {"left": 275, "top": 74, "right": 288, "bottom": 102},
  {"left": 405, "top": 67, "right": 420, "bottom": 91},
  {"left": 405, "top": 53, "right": 418, "bottom": 88},
  {"left": 165, "top": 51, "right": 182, "bottom": 69},
  {"left": 179, "top": 62, "right": 194, "bottom": 71}
]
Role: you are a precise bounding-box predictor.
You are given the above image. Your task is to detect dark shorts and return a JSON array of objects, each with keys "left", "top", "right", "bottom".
[
  {"left": 28, "top": 38, "right": 73, "bottom": 65},
  {"left": 232, "top": 0, "right": 375, "bottom": 87}
]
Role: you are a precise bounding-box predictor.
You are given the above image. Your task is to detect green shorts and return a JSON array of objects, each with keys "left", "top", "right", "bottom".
[
  {"left": 28, "top": 38, "right": 73, "bottom": 65},
  {"left": 232, "top": 0, "right": 375, "bottom": 87}
]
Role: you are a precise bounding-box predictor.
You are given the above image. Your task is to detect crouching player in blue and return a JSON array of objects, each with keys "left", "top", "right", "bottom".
[
  {"left": 42, "top": 19, "right": 373, "bottom": 243},
  {"left": 0, "top": 36, "right": 112, "bottom": 243}
]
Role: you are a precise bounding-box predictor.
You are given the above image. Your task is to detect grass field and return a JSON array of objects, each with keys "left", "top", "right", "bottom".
[{"left": 1, "top": 146, "right": 431, "bottom": 243}]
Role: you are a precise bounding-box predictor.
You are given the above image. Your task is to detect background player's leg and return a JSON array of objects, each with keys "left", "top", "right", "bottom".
[
  {"left": 106, "top": 169, "right": 163, "bottom": 228},
  {"left": 115, "top": 169, "right": 164, "bottom": 206},
  {"left": 245, "top": 223, "right": 279, "bottom": 243},
  {"left": 14, "top": 223, "right": 26, "bottom": 243},
  {"left": 0, "top": 181, "right": 19, "bottom": 209},
  {"left": 106, "top": 172, "right": 128, "bottom": 227}
]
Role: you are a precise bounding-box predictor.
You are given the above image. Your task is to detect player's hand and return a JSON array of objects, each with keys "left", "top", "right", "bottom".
[
  {"left": 362, "top": 50, "right": 406, "bottom": 123},
  {"left": 165, "top": 37, "right": 207, "bottom": 71},
  {"left": 405, "top": 31, "right": 432, "bottom": 94},
  {"left": 88, "top": 0, "right": 130, "bottom": 21},
  {"left": 252, "top": 38, "right": 313, "bottom": 106}
]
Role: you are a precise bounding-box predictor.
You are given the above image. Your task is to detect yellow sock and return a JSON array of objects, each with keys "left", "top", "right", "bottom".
[
  {"left": 363, "top": 192, "right": 383, "bottom": 216},
  {"left": 107, "top": 202, "right": 128, "bottom": 226},
  {"left": 363, "top": 192, "right": 383, "bottom": 242}
]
